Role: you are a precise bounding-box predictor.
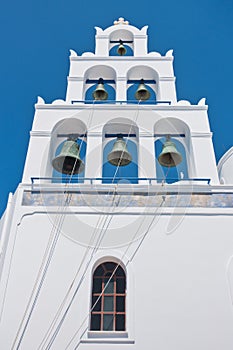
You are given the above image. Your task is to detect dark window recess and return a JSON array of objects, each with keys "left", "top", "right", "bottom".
[{"left": 90, "top": 262, "right": 126, "bottom": 331}]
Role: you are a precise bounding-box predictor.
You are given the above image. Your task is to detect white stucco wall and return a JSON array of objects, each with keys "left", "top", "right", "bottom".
[{"left": 0, "top": 186, "right": 233, "bottom": 349}]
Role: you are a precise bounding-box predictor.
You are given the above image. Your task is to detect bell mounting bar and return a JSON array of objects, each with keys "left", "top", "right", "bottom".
[
  {"left": 105, "top": 133, "right": 136, "bottom": 138},
  {"left": 86, "top": 79, "right": 156, "bottom": 84},
  {"left": 86, "top": 79, "right": 115, "bottom": 84},
  {"left": 110, "top": 40, "right": 133, "bottom": 43},
  {"left": 127, "top": 79, "right": 156, "bottom": 84},
  {"left": 57, "top": 133, "right": 87, "bottom": 138},
  {"left": 154, "top": 134, "right": 185, "bottom": 137}
]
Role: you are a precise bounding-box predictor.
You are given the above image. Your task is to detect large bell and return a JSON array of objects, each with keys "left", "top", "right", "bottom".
[
  {"left": 135, "top": 79, "right": 151, "bottom": 101},
  {"left": 92, "top": 78, "right": 108, "bottom": 101},
  {"left": 158, "top": 137, "right": 182, "bottom": 167},
  {"left": 117, "top": 40, "right": 127, "bottom": 56},
  {"left": 52, "top": 139, "right": 85, "bottom": 175},
  {"left": 107, "top": 136, "right": 132, "bottom": 166}
]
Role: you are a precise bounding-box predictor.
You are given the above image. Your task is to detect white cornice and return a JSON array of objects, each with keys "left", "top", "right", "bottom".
[
  {"left": 35, "top": 104, "right": 208, "bottom": 111},
  {"left": 68, "top": 76, "right": 175, "bottom": 81},
  {"left": 70, "top": 56, "right": 173, "bottom": 61},
  {"left": 190, "top": 132, "right": 213, "bottom": 138},
  {"left": 68, "top": 77, "right": 84, "bottom": 81},
  {"left": 159, "top": 77, "right": 176, "bottom": 81},
  {"left": 30, "top": 131, "right": 51, "bottom": 137}
]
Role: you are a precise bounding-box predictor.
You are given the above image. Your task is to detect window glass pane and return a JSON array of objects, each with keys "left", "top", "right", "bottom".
[
  {"left": 104, "top": 296, "right": 114, "bottom": 311},
  {"left": 104, "top": 262, "right": 116, "bottom": 272},
  {"left": 94, "top": 265, "right": 104, "bottom": 276},
  {"left": 91, "top": 314, "right": 101, "bottom": 330},
  {"left": 103, "top": 314, "right": 114, "bottom": 331},
  {"left": 104, "top": 277, "right": 114, "bottom": 294},
  {"left": 92, "top": 295, "right": 101, "bottom": 311},
  {"left": 116, "top": 296, "right": 125, "bottom": 312},
  {"left": 116, "top": 278, "right": 126, "bottom": 293},
  {"left": 116, "top": 314, "right": 125, "bottom": 331},
  {"left": 93, "top": 278, "right": 102, "bottom": 293},
  {"left": 115, "top": 266, "right": 125, "bottom": 276}
]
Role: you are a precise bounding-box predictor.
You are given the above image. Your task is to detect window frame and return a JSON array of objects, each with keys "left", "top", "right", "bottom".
[{"left": 90, "top": 262, "right": 126, "bottom": 332}]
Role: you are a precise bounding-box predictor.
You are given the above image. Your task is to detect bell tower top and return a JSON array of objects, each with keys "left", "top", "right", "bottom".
[{"left": 95, "top": 17, "right": 148, "bottom": 56}]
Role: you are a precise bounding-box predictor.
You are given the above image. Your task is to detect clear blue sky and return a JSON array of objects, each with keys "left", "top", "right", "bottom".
[{"left": 0, "top": 0, "right": 232, "bottom": 216}]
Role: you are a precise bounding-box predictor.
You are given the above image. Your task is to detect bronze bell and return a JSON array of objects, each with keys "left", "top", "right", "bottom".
[
  {"left": 117, "top": 40, "right": 127, "bottom": 56},
  {"left": 92, "top": 78, "right": 108, "bottom": 101},
  {"left": 52, "top": 139, "right": 85, "bottom": 175},
  {"left": 135, "top": 79, "right": 151, "bottom": 101},
  {"left": 158, "top": 136, "right": 182, "bottom": 167},
  {"left": 107, "top": 136, "right": 132, "bottom": 166}
]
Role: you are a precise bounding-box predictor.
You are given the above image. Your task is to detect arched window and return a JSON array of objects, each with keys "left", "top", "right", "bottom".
[{"left": 90, "top": 262, "right": 126, "bottom": 331}]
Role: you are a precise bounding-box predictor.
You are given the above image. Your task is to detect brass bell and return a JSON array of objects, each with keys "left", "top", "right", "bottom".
[
  {"left": 117, "top": 40, "right": 127, "bottom": 56},
  {"left": 92, "top": 78, "right": 108, "bottom": 100},
  {"left": 52, "top": 139, "right": 85, "bottom": 175},
  {"left": 158, "top": 136, "right": 182, "bottom": 167},
  {"left": 107, "top": 136, "right": 132, "bottom": 166},
  {"left": 135, "top": 79, "right": 151, "bottom": 101}
]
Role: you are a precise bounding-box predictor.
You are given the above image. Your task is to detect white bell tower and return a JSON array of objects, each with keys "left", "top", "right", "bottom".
[{"left": 1, "top": 17, "right": 233, "bottom": 350}]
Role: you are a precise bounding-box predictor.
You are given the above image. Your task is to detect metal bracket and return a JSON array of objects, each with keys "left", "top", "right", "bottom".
[
  {"left": 105, "top": 133, "right": 136, "bottom": 138},
  {"left": 57, "top": 133, "right": 87, "bottom": 138}
]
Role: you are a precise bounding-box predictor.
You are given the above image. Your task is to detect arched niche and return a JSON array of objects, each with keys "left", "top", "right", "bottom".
[
  {"left": 109, "top": 29, "right": 134, "bottom": 56},
  {"left": 126, "top": 66, "right": 159, "bottom": 104},
  {"left": 49, "top": 118, "right": 87, "bottom": 183},
  {"left": 154, "top": 117, "right": 193, "bottom": 183},
  {"left": 102, "top": 118, "right": 139, "bottom": 184},
  {"left": 83, "top": 65, "right": 116, "bottom": 102}
]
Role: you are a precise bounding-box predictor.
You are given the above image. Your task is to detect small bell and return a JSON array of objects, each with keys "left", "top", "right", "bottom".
[
  {"left": 92, "top": 78, "right": 108, "bottom": 100},
  {"left": 52, "top": 139, "right": 85, "bottom": 175},
  {"left": 107, "top": 136, "right": 132, "bottom": 166},
  {"left": 135, "top": 79, "right": 151, "bottom": 101},
  {"left": 158, "top": 136, "right": 182, "bottom": 167},
  {"left": 117, "top": 40, "right": 127, "bottom": 56}
]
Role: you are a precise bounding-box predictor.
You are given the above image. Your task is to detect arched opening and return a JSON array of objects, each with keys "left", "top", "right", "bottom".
[
  {"left": 126, "top": 66, "right": 159, "bottom": 104},
  {"left": 102, "top": 118, "right": 139, "bottom": 184},
  {"left": 90, "top": 262, "right": 126, "bottom": 331},
  {"left": 49, "top": 118, "right": 87, "bottom": 182},
  {"left": 155, "top": 137, "right": 188, "bottom": 183},
  {"left": 102, "top": 138, "right": 138, "bottom": 184},
  {"left": 154, "top": 117, "right": 192, "bottom": 183},
  {"left": 109, "top": 29, "right": 134, "bottom": 56},
  {"left": 52, "top": 138, "right": 86, "bottom": 183},
  {"left": 83, "top": 66, "right": 116, "bottom": 103}
]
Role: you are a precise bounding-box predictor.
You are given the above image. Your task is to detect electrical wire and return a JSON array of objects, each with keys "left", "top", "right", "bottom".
[
  {"left": 37, "top": 100, "right": 142, "bottom": 349},
  {"left": 11, "top": 101, "right": 98, "bottom": 350},
  {"left": 43, "top": 187, "right": 121, "bottom": 350},
  {"left": 37, "top": 187, "right": 119, "bottom": 350},
  {"left": 65, "top": 194, "right": 166, "bottom": 350},
  {"left": 12, "top": 99, "right": 143, "bottom": 349}
]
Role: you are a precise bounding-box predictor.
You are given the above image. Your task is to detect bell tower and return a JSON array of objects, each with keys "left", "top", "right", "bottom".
[{"left": 1, "top": 17, "right": 233, "bottom": 350}]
